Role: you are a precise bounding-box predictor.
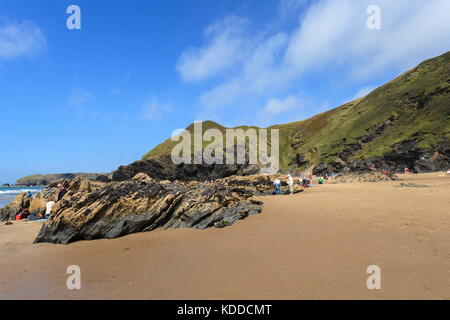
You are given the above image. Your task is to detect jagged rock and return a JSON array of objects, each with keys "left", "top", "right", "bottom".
[
  {"left": 95, "top": 175, "right": 111, "bottom": 183},
  {"left": 314, "top": 140, "right": 450, "bottom": 175},
  {"left": 111, "top": 155, "right": 261, "bottom": 182},
  {"left": 0, "top": 193, "right": 27, "bottom": 221},
  {"left": 33, "top": 175, "right": 273, "bottom": 244}
]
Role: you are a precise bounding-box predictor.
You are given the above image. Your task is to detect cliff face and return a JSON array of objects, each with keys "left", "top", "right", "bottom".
[
  {"left": 111, "top": 155, "right": 261, "bottom": 182},
  {"left": 135, "top": 52, "right": 449, "bottom": 177}
]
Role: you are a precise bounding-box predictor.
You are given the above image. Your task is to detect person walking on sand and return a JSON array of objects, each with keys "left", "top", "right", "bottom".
[
  {"left": 287, "top": 174, "right": 294, "bottom": 195},
  {"left": 273, "top": 178, "right": 281, "bottom": 195}
]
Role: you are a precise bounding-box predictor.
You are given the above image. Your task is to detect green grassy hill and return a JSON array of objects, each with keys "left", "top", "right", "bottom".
[{"left": 142, "top": 52, "right": 450, "bottom": 174}]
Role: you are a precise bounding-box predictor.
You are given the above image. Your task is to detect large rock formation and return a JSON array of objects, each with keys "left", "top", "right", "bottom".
[
  {"left": 33, "top": 174, "right": 285, "bottom": 244},
  {"left": 111, "top": 155, "right": 260, "bottom": 182}
]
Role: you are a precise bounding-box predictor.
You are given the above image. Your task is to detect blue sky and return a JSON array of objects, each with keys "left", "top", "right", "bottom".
[{"left": 1, "top": 0, "right": 449, "bottom": 183}]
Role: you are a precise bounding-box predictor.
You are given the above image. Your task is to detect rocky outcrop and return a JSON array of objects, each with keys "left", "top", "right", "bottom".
[
  {"left": 314, "top": 140, "right": 450, "bottom": 175},
  {"left": 381, "top": 140, "right": 450, "bottom": 172},
  {"left": 112, "top": 154, "right": 260, "bottom": 182},
  {"left": 0, "top": 178, "right": 103, "bottom": 222},
  {"left": 33, "top": 174, "right": 282, "bottom": 244},
  {"left": 0, "top": 193, "right": 27, "bottom": 222},
  {"left": 331, "top": 172, "right": 398, "bottom": 183}
]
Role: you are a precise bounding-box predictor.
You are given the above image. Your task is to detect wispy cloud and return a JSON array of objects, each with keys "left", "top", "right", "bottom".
[
  {"left": 0, "top": 20, "right": 46, "bottom": 61},
  {"left": 177, "top": 0, "right": 450, "bottom": 123},
  {"left": 278, "top": 0, "right": 307, "bottom": 17},
  {"left": 284, "top": 0, "right": 450, "bottom": 79},
  {"left": 261, "top": 94, "right": 303, "bottom": 116},
  {"left": 141, "top": 98, "right": 173, "bottom": 120}
]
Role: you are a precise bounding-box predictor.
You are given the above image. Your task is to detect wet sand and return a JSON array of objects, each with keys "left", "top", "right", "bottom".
[{"left": 0, "top": 173, "right": 449, "bottom": 300}]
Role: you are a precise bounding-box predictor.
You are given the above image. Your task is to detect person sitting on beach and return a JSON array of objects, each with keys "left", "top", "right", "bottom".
[
  {"left": 287, "top": 174, "right": 294, "bottom": 195},
  {"left": 273, "top": 178, "right": 281, "bottom": 195}
]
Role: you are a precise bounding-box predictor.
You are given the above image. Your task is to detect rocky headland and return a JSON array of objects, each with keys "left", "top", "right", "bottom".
[{"left": 15, "top": 173, "right": 111, "bottom": 186}]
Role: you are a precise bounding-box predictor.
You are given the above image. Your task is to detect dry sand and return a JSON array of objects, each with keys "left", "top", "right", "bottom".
[{"left": 0, "top": 173, "right": 448, "bottom": 300}]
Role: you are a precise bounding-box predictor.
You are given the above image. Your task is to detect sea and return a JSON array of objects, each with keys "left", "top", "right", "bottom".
[{"left": 0, "top": 187, "right": 44, "bottom": 209}]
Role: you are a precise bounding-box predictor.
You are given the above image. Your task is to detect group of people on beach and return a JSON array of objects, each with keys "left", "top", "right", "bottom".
[
  {"left": 15, "top": 184, "right": 67, "bottom": 221},
  {"left": 273, "top": 172, "right": 333, "bottom": 195}
]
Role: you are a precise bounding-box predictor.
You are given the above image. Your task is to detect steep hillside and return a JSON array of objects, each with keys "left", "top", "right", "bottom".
[{"left": 117, "top": 52, "right": 450, "bottom": 180}]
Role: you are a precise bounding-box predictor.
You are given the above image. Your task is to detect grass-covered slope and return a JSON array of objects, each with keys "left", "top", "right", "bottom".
[{"left": 143, "top": 51, "right": 450, "bottom": 173}]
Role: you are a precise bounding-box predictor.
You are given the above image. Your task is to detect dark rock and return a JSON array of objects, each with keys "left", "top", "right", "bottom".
[
  {"left": 111, "top": 154, "right": 260, "bottom": 182},
  {"left": 293, "top": 153, "right": 309, "bottom": 167},
  {"left": 314, "top": 140, "right": 450, "bottom": 175},
  {"left": 95, "top": 175, "right": 111, "bottom": 183},
  {"left": 33, "top": 174, "right": 280, "bottom": 244}
]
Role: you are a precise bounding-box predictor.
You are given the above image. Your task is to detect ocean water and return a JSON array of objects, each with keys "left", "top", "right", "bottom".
[{"left": 0, "top": 187, "right": 44, "bottom": 209}]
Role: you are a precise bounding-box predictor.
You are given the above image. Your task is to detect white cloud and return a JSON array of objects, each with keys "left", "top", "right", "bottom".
[
  {"left": 176, "top": 15, "right": 249, "bottom": 82},
  {"left": 285, "top": 0, "right": 450, "bottom": 79},
  {"left": 262, "top": 95, "right": 302, "bottom": 116},
  {"left": 197, "top": 32, "right": 289, "bottom": 114},
  {"left": 353, "top": 85, "right": 376, "bottom": 100},
  {"left": 141, "top": 98, "right": 173, "bottom": 120},
  {"left": 68, "top": 88, "right": 93, "bottom": 107},
  {"left": 178, "top": 0, "right": 450, "bottom": 121},
  {"left": 0, "top": 20, "right": 46, "bottom": 61}
]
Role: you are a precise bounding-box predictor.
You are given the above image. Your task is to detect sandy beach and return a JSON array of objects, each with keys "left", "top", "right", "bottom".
[{"left": 0, "top": 173, "right": 448, "bottom": 300}]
